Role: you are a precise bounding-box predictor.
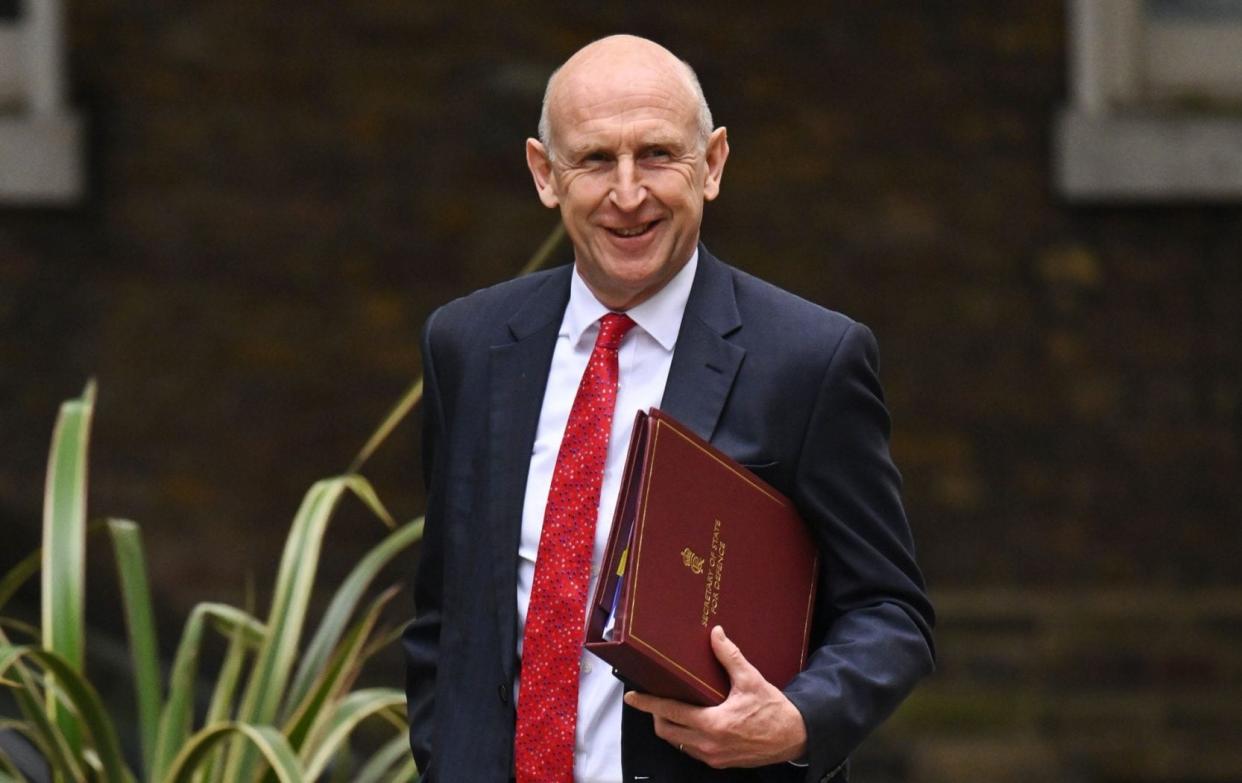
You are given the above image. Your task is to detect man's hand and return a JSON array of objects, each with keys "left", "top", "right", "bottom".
[{"left": 623, "top": 625, "right": 808, "bottom": 769}]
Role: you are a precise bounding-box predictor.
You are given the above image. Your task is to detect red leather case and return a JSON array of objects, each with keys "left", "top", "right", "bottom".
[{"left": 585, "top": 408, "right": 819, "bottom": 705}]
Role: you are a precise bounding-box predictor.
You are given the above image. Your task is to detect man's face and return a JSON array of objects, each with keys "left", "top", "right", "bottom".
[{"left": 527, "top": 56, "right": 728, "bottom": 311}]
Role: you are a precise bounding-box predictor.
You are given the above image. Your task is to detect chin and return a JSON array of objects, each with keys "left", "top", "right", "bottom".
[{"left": 608, "top": 263, "right": 664, "bottom": 289}]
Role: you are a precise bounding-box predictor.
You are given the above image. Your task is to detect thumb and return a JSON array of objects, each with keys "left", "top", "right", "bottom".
[{"left": 711, "top": 625, "right": 757, "bottom": 687}]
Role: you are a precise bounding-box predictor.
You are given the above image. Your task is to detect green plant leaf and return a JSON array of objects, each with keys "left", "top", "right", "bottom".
[
  {"left": 0, "top": 644, "right": 130, "bottom": 783},
  {"left": 391, "top": 757, "right": 420, "bottom": 782},
  {"left": 0, "top": 630, "right": 86, "bottom": 782},
  {"left": 348, "top": 379, "right": 423, "bottom": 475},
  {"left": 226, "top": 476, "right": 392, "bottom": 782},
  {"left": 41, "top": 381, "right": 95, "bottom": 754},
  {"left": 150, "top": 603, "right": 265, "bottom": 783},
  {"left": 327, "top": 749, "right": 352, "bottom": 783},
  {"left": 298, "top": 688, "right": 406, "bottom": 781},
  {"left": 283, "top": 585, "right": 400, "bottom": 753},
  {"left": 517, "top": 220, "right": 566, "bottom": 277},
  {"left": 106, "top": 519, "right": 162, "bottom": 777},
  {"left": 0, "top": 550, "right": 40, "bottom": 617},
  {"left": 359, "top": 623, "right": 406, "bottom": 663},
  {"left": 207, "top": 619, "right": 254, "bottom": 729},
  {"left": 352, "top": 733, "right": 415, "bottom": 783},
  {"left": 162, "top": 723, "right": 303, "bottom": 783},
  {"left": 0, "top": 618, "right": 41, "bottom": 645},
  {"left": 281, "top": 517, "right": 423, "bottom": 718},
  {"left": 199, "top": 615, "right": 254, "bottom": 783},
  {"left": 12, "top": 690, "right": 85, "bottom": 783},
  {"left": 0, "top": 521, "right": 110, "bottom": 619}
]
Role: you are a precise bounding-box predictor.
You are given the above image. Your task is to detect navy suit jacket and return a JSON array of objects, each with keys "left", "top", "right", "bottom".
[{"left": 403, "top": 247, "right": 935, "bottom": 782}]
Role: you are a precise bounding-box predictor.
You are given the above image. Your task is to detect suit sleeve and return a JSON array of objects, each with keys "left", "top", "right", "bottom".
[
  {"left": 402, "top": 307, "right": 448, "bottom": 772},
  {"left": 782, "top": 322, "right": 936, "bottom": 782}
]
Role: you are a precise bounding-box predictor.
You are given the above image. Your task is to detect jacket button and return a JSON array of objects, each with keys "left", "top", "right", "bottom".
[{"left": 498, "top": 684, "right": 510, "bottom": 704}]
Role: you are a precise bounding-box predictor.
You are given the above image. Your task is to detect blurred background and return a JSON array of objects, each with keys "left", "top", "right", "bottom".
[{"left": 2, "top": 1, "right": 1240, "bottom": 780}]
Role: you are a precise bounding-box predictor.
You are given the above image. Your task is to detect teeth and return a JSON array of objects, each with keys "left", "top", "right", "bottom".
[{"left": 612, "top": 222, "right": 652, "bottom": 237}]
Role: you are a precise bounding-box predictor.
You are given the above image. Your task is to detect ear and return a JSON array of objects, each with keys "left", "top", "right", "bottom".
[
  {"left": 702, "top": 127, "right": 729, "bottom": 202},
  {"left": 526, "top": 138, "right": 560, "bottom": 208}
]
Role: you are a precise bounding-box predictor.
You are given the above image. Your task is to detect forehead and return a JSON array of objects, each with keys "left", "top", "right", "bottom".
[{"left": 551, "top": 63, "right": 699, "bottom": 144}]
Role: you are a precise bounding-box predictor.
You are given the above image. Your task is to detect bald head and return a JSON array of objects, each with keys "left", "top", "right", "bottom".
[
  {"left": 523, "top": 34, "right": 729, "bottom": 310},
  {"left": 537, "top": 35, "right": 713, "bottom": 160}
]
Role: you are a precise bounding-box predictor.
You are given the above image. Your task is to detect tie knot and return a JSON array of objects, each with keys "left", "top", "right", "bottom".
[{"left": 595, "top": 313, "right": 635, "bottom": 351}]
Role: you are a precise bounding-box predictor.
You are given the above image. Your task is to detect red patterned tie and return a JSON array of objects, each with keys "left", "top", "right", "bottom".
[{"left": 515, "top": 312, "right": 636, "bottom": 783}]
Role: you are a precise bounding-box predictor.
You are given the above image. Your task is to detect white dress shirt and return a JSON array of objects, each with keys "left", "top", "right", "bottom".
[{"left": 515, "top": 250, "right": 698, "bottom": 783}]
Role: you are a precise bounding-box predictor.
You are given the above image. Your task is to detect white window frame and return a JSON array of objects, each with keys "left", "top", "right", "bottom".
[
  {"left": 0, "top": 0, "right": 83, "bottom": 204},
  {"left": 1055, "top": 0, "right": 1242, "bottom": 201}
]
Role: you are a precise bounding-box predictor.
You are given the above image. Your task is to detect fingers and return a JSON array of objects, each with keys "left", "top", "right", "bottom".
[
  {"left": 710, "top": 625, "right": 757, "bottom": 687},
  {"left": 623, "top": 628, "right": 806, "bottom": 769},
  {"left": 650, "top": 715, "right": 728, "bottom": 769},
  {"left": 624, "top": 691, "right": 698, "bottom": 727},
  {"left": 626, "top": 625, "right": 763, "bottom": 725},
  {"left": 624, "top": 693, "right": 721, "bottom": 765},
  {"left": 651, "top": 714, "right": 694, "bottom": 746}
]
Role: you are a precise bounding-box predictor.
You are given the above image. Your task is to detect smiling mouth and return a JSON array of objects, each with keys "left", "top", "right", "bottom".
[{"left": 606, "top": 220, "right": 660, "bottom": 238}]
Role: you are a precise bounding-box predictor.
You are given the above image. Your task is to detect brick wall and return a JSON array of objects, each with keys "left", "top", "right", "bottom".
[
  {"left": 1, "top": 2, "right": 1239, "bottom": 777},
  {"left": 872, "top": 589, "right": 1242, "bottom": 781}
]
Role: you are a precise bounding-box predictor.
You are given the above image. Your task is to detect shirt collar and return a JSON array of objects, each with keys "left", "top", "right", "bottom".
[{"left": 564, "top": 248, "right": 698, "bottom": 352}]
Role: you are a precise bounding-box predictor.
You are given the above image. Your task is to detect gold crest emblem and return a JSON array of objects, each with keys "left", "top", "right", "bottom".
[{"left": 680, "top": 547, "right": 706, "bottom": 575}]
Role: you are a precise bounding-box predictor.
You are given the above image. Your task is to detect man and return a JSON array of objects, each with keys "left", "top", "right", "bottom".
[{"left": 404, "top": 35, "right": 934, "bottom": 783}]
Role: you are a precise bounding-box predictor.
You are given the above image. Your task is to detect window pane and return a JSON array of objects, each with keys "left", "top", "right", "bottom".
[
  {"left": 1146, "top": 0, "right": 1242, "bottom": 20},
  {"left": 1144, "top": 0, "right": 1242, "bottom": 102}
]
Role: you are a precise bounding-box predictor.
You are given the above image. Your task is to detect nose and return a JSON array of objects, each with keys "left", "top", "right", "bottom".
[{"left": 608, "top": 156, "right": 646, "bottom": 212}]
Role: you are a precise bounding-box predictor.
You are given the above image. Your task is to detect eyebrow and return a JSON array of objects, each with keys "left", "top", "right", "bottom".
[
  {"left": 639, "top": 137, "right": 686, "bottom": 151},
  {"left": 564, "top": 143, "right": 604, "bottom": 160}
]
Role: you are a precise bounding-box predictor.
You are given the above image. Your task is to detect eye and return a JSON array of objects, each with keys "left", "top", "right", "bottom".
[
  {"left": 583, "top": 151, "right": 611, "bottom": 164},
  {"left": 645, "top": 147, "right": 671, "bottom": 159}
]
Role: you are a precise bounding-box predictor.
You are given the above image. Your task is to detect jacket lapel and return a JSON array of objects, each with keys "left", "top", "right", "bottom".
[
  {"left": 659, "top": 247, "right": 745, "bottom": 443},
  {"left": 487, "top": 266, "right": 571, "bottom": 681}
]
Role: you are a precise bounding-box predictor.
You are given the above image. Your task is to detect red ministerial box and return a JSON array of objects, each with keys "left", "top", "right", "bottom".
[{"left": 584, "top": 408, "right": 819, "bottom": 705}]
